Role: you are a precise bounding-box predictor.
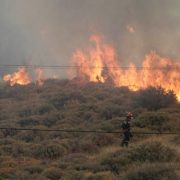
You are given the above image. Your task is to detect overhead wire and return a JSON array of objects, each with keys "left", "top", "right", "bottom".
[
  {"left": 0, "top": 127, "right": 179, "bottom": 135},
  {"left": 0, "top": 64, "right": 179, "bottom": 70}
]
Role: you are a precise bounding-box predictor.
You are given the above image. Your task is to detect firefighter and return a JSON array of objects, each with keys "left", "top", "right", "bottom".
[{"left": 121, "top": 112, "right": 133, "bottom": 147}]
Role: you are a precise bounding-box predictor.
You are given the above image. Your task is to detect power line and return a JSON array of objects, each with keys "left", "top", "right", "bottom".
[
  {"left": 0, "top": 64, "right": 179, "bottom": 70},
  {"left": 0, "top": 127, "right": 180, "bottom": 135}
]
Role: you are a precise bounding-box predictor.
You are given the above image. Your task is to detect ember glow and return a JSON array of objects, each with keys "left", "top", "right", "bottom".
[
  {"left": 72, "top": 35, "right": 180, "bottom": 101},
  {"left": 3, "top": 67, "right": 32, "bottom": 86}
]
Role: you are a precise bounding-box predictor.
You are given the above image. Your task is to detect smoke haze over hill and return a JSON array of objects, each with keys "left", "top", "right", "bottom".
[{"left": 0, "top": 0, "right": 180, "bottom": 78}]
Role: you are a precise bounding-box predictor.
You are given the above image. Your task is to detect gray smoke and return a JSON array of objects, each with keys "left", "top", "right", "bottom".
[{"left": 0, "top": 0, "right": 180, "bottom": 78}]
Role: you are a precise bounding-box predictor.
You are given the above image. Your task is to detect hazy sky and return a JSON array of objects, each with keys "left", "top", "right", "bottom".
[{"left": 0, "top": 0, "right": 180, "bottom": 77}]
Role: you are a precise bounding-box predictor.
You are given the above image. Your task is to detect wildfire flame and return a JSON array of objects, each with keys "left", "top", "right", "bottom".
[
  {"left": 35, "top": 68, "right": 44, "bottom": 86},
  {"left": 126, "top": 25, "right": 135, "bottom": 33},
  {"left": 3, "top": 67, "right": 45, "bottom": 87},
  {"left": 3, "top": 67, "right": 32, "bottom": 86},
  {"left": 72, "top": 34, "right": 180, "bottom": 101}
]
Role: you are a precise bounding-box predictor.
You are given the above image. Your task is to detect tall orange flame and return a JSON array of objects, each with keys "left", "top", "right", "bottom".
[
  {"left": 72, "top": 35, "right": 180, "bottom": 101},
  {"left": 3, "top": 67, "right": 32, "bottom": 86}
]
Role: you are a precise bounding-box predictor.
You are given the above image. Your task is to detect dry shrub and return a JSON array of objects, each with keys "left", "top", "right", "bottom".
[
  {"left": 80, "top": 141, "right": 99, "bottom": 154},
  {"left": 34, "top": 144, "right": 66, "bottom": 159},
  {"left": 93, "top": 134, "right": 115, "bottom": 147},
  {"left": 129, "top": 141, "right": 177, "bottom": 162},
  {"left": 101, "top": 141, "right": 177, "bottom": 174},
  {"left": 24, "top": 165, "right": 43, "bottom": 174},
  {"left": 135, "top": 112, "right": 171, "bottom": 131},
  {"left": 43, "top": 167, "right": 64, "bottom": 180},
  {"left": 121, "top": 163, "right": 178, "bottom": 180},
  {"left": 83, "top": 171, "right": 115, "bottom": 180}
]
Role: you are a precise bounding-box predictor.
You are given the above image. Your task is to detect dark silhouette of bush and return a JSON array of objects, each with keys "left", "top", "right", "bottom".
[
  {"left": 42, "top": 113, "right": 59, "bottom": 127},
  {"left": 2, "top": 128, "right": 17, "bottom": 137},
  {"left": 19, "top": 108, "right": 33, "bottom": 117},
  {"left": 18, "top": 118, "right": 39, "bottom": 127},
  {"left": 37, "top": 104, "right": 54, "bottom": 115},
  {"left": 49, "top": 94, "right": 69, "bottom": 109},
  {"left": 134, "top": 87, "right": 177, "bottom": 110},
  {"left": 18, "top": 131, "right": 36, "bottom": 142}
]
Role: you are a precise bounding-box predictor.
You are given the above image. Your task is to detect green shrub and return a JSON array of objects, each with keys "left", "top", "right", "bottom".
[
  {"left": 134, "top": 86, "right": 177, "bottom": 110},
  {"left": 100, "top": 121, "right": 117, "bottom": 131},
  {"left": 24, "top": 165, "right": 43, "bottom": 174},
  {"left": 101, "top": 141, "right": 177, "bottom": 174},
  {"left": 122, "top": 163, "right": 178, "bottom": 180},
  {"left": 81, "top": 111, "right": 97, "bottom": 122},
  {"left": 93, "top": 134, "right": 115, "bottom": 147},
  {"left": 18, "top": 131, "right": 35, "bottom": 142},
  {"left": 19, "top": 104, "right": 54, "bottom": 118},
  {"left": 99, "top": 103, "right": 122, "bottom": 120},
  {"left": 101, "top": 151, "right": 131, "bottom": 174},
  {"left": 42, "top": 113, "right": 59, "bottom": 127},
  {"left": 49, "top": 94, "right": 69, "bottom": 109},
  {"left": 17, "top": 127, "right": 47, "bottom": 143},
  {"left": 36, "top": 104, "right": 54, "bottom": 115},
  {"left": 75, "top": 162, "right": 106, "bottom": 173},
  {"left": 34, "top": 144, "right": 66, "bottom": 159},
  {"left": 43, "top": 167, "right": 64, "bottom": 180},
  {"left": 135, "top": 112, "right": 170, "bottom": 131},
  {"left": 62, "top": 170, "right": 84, "bottom": 180},
  {"left": 129, "top": 141, "right": 177, "bottom": 162},
  {"left": 2, "top": 128, "right": 17, "bottom": 137},
  {"left": 18, "top": 117, "right": 39, "bottom": 127},
  {"left": 80, "top": 141, "right": 99, "bottom": 154},
  {"left": 84, "top": 171, "right": 115, "bottom": 180},
  {"left": 19, "top": 108, "right": 33, "bottom": 117}
]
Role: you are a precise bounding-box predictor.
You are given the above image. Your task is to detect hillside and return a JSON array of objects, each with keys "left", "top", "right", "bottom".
[{"left": 0, "top": 79, "right": 179, "bottom": 180}]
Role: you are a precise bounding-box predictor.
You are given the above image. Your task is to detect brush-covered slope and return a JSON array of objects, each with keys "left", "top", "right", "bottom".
[{"left": 0, "top": 79, "right": 179, "bottom": 179}]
